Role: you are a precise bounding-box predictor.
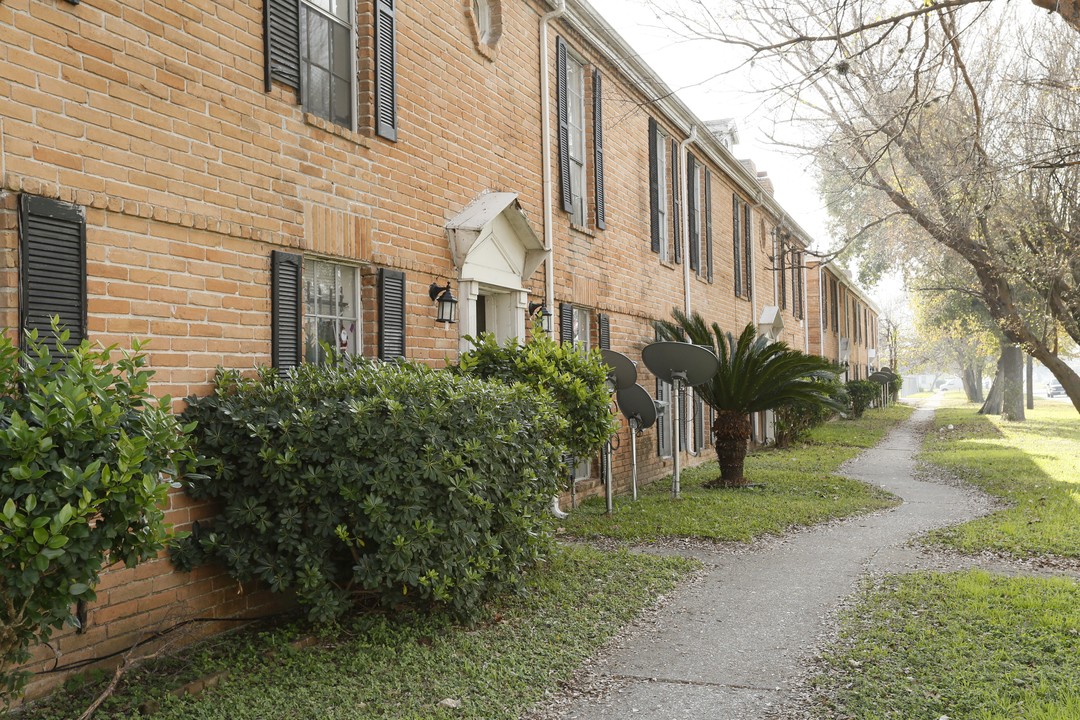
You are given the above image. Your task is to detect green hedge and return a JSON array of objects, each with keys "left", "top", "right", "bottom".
[
  {"left": 0, "top": 329, "right": 192, "bottom": 701},
  {"left": 173, "top": 359, "right": 565, "bottom": 623},
  {"left": 454, "top": 330, "right": 615, "bottom": 466},
  {"left": 846, "top": 380, "right": 880, "bottom": 418},
  {"left": 774, "top": 378, "right": 846, "bottom": 446}
]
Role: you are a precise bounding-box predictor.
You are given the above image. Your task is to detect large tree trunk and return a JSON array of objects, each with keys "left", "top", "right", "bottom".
[
  {"left": 1001, "top": 344, "right": 1025, "bottom": 422},
  {"left": 961, "top": 364, "right": 983, "bottom": 404},
  {"left": 980, "top": 351, "right": 1004, "bottom": 415},
  {"left": 709, "top": 410, "right": 753, "bottom": 488}
]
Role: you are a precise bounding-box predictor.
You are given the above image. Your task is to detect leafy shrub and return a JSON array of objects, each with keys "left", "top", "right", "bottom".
[
  {"left": 846, "top": 380, "right": 881, "bottom": 418},
  {"left": 174, "top": 358, "right": 565, "bottom": 623},
  {"left": 774, "top": 379, "right": 846, "bottom": 447},
  {"left": 453, "top": 330, "right": 615, "bottom": 465},
  {"left": 0, "top": 329, "right": 193, "bottom": 702}
]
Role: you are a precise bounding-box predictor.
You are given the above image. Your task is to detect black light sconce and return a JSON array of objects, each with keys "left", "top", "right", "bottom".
[
  {"left": 428, "top": 281, "right": 458, "bottom": 324},
  {"left": 529, "top": 301, "right": 553, "bottom": 334}
]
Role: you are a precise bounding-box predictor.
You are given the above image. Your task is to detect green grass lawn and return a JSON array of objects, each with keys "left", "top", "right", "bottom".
[
  {"left": 561, "top": 404, "right": 912, "bottom": 543},
  {"left": 21, "top": 546, "right": 698, "bottom": 720},
  {"left": 809, "top": 570, "right": 1080, "bottom": 720},
  {"left": 921, "top": 401, "right": 1080, "bottom": 558}
]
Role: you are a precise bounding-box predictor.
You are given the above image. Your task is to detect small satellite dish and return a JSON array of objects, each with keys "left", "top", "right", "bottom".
[
  {"left": 641, "top": 342, "right": 718, "bottom": 387},
  {"left": 617, "top": 384, "right": 657, "bottom": 429},
  {"left": 601, "top": 349, "right": 637, "bottom": 390}
]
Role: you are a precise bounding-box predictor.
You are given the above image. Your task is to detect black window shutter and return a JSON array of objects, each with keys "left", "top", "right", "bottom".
[
  {"left": 559, "top": 302, "right": 574, "bottom": 345},
  {"left": 20, "top": 195, "right": 86, "bottom": 347},
  {"left": 264, "top": 0, "right": 301, "bottom": 93},
  {"left": 378, "top": 268, "right": 406, "bottom": 360},
  {"left": 792, "top": 250, "right": 799, "bottom": 318},
  {"left": 648, "top": 118, "right": 660, "bottom": 253},
  {"left": 593, "top": 69, "right": 606, "bottom": 230},
  {"left": 671, "top": 139, "right": 681, "bottom": 264},
  {"left": 687, "top": 154, "right": 698, "bottom": 273},
  {"left": 694, "top": 394, "right": 704, "bottom": 451},
  {"left": 704, "top": 169, "right": 713, "bottom": 282},
  {"left": 374, "top": 0, "right": 398, "bottom": 141},
  {"left": 556, "top": 37, "right": 572, "bottom": 214},
  {"left": 678, "top": 389, "right": 687, "bottom": 451},
  {"left": 655, "top": 374, "right": 665, "bottom": 456},
  {"left": 271, "top": 250, "right": 303, "bottom": 376},
  {"left": 598, "top": 313, "right": 610, "bottom": 350},
  {"left": 732, "top": 195, "right": 741, "bottom": 297},
  {"left": 779, "top": 240, "right": 787, "bottom": 310},
  {"left": 744, "top": 203, "right": 753, "bottom": 298}
]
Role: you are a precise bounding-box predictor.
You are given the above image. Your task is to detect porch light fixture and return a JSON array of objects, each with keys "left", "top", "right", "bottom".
[
  {"left": 428, "top": 281, "right": 458, "bottom": 324},
  {"left": 529, "top": 301, "right": 553, "bottom": 334}
]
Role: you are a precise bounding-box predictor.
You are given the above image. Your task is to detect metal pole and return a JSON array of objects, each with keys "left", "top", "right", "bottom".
[
  {"left": 630, "top": 420, "right": 639, "bottom": 501},
  {"left": 672, "top": 374, "right": 684, "bottom": 498},
  {"left": 604, "top": 440, "right": 613, "bottom": 514}
]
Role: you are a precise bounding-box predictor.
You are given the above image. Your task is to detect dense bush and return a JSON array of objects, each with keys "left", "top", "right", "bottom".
[
  {"left": 774, "top": 379, "right": 847, "bottom": 447},
  {"left": 846, "top": 380, "right": 881, "bottom": 418},
  {"left": 0, "top": 329, "right": 193, "bottom": 701},
  {"left": 174, "top": 358, "right": 565, "bottom": 623},
  {"left": 453, "top": 330, "right": 615, "bottom": 465}
]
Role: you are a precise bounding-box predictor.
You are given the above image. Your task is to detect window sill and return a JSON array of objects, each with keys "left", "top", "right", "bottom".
[
  {"left": 659, "top": 259, "right": 677, "bottom": 270},
  {"left": 304, "top": 113, "right": 369, "bottom": 148},
  {"left": 569, "top": 223, "right": 595, "bottom": 238}
]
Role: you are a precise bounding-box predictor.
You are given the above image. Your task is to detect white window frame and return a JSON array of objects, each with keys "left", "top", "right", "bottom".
[
  {"left": 655, "top": 127, "right": 669, "bottom": 262},
  {"left": 303, "top": 257, "right": 362, "bottom": 364},
  {"left": 300, "top": 0, "right": 357, "bottom": 130},
  {"left": 566, "top": 53, "right": 587, "bottom": 227}
]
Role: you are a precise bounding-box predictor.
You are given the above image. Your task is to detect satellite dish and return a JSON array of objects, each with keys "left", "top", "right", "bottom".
[
  {"left": 641, "top": 342, "right": 718, "bottom": 387},
  {"left": 601, "top": 349, "right": 637, "bottom": 390},
  {"left": 640, "top": 341, "right": 719, "bottom": 499},
  {"left": 617, "top": 384, "right": 657, "bottom": 429}
]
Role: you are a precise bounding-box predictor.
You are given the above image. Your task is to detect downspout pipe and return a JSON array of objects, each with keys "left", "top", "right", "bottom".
[
  {"left": 679, "top": 126, "right": 698, "bottom": 316},
  {"left": 540, "top": 1, "right": 569, "bottom": 520},
  {"left": 540, "top": 0, "right": 567, "bottom": 339}
]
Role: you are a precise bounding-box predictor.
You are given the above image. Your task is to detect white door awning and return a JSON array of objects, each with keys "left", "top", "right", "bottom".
[{"left": 445, "top": 192, "right": 545, "bottom": 290}]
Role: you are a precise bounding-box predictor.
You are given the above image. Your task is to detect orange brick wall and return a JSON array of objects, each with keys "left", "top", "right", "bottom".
[{"left": 3, "top": 0, "right": 836, "bottom": 697}]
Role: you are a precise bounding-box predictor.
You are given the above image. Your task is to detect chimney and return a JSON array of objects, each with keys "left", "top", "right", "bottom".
[{"left": 757, "top": 171, "right": 775, "bottom": 195}]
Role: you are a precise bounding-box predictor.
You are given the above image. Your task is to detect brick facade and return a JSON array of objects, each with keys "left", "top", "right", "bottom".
[{"left": 4, "top": 0, "right": 826, "bottom": 697}]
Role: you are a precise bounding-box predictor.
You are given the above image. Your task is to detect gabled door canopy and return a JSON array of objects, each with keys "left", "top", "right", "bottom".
[{"left": 445, "top": 192, "right": 545, "bottom": 290}]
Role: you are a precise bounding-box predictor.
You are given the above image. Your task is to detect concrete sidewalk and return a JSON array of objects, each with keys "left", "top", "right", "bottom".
[{"left": 548, "top": 403, "right": 994, "bottom": 720}]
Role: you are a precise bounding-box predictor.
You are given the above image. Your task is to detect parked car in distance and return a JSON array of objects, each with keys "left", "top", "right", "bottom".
[
  {"left": 937, "top": 379, "right": 963, "bottom": 392},
  {"left": 1046, "top": 380, "right": 1065, "bottom": 398}
]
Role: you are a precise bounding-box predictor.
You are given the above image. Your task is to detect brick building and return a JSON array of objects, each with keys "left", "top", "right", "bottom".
[
  {"left": 806, "top": 257, "right": 880, "bottom": 379},
  {"left": 2, "top": 0, "right": 827, "bottom": 696}
]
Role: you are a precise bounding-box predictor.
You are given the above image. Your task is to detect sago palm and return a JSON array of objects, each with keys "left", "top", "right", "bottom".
[{"left": 656, "top": 310, "right": 841, "bottom": 487}]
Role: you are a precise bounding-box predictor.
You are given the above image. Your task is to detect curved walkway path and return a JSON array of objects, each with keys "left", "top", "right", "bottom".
[{"left": 545, "top": 402, "right": 999, "bottom": 719}]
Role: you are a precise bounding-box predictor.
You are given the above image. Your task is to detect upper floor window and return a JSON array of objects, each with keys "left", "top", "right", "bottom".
[
  {"left": 557, "top": 38, "right": 604, "bottom": 229},
  {"left": 652, "top": 122, "right": 669, "bottom": 261},
  {"left": 266, "top": 0, "right": 396, "bottom": 138},
  {"left": 301, "top": 0, "right": 355, "bottom": 129},
  {"left": 565, "top": 54, "right": 587, "bottom": 226}
]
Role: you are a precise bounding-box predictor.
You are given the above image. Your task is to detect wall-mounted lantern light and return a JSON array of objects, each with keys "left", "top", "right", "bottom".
[
  {"left": 428, "top": 281, "right": 458, "bottom": 324},
  {"left": 529, "top": 301, "right": 553, "bottom": 334}
]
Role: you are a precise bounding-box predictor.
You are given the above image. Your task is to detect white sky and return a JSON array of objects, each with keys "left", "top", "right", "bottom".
[{"left": 586, "top": 0, "right": 837, "bottom": 251}]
